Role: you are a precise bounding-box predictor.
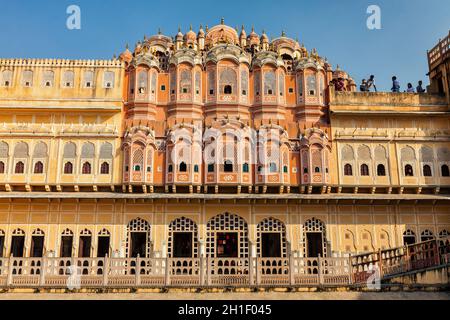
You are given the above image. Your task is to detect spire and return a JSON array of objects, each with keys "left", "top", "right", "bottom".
[
  {"left": 221, "top": 17, "right": 225, "bottom": 25},
  {"left": 158, "top": 28, "right": 162, "bottom": 35},
  {"left": 189, "top": 24, "right": 192, "bottom": 31},
  {"left": 281, "top": 30, "right": 286, "bottom": 37}
]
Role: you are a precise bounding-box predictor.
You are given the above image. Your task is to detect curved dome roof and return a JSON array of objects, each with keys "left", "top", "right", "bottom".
[{"left": 205, "top": 23, "right": 239, "bottom": 47}]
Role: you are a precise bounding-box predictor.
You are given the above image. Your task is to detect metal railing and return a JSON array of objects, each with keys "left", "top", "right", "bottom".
[{"left": 0, "top": 239, "right": 448, "bottom": 289}]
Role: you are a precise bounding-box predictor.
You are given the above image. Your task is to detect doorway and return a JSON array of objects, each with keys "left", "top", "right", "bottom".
[
  {"left": 10, "top": 235, "right": 25, "bottom": 257},
  {"left": 0, "top": 235, "right": 4, "bottom": 257},
  {"left": 30, "top": 236, "right": 44, "bottom": 257},
  {"left": 306, "top": 232, "right": 323, "bottom": 257},
  {"left": 216, "top": 232, "right": 238, "bottom": 258},
  {"left": 60, "top": 236, "right": 73, "bottom": 257},
  {"left": 130, "top": 232, "right": 147, "bottom": 258},
  {"left": 78, "top": 236, "right": 92, "bottom": 257},
  {"left": 97, "top": 236, "right": 110, "bottom": 257},
  {"left": 173, "top": 232, "right": 193, "bottom": 258},
  {"left": 261, "top": 233, "right": 281, "bottom": 257}
]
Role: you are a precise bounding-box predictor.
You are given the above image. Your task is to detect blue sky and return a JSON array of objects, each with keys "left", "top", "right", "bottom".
[{"left": 0, "top": 0, "right": 449, "bottom": 91}]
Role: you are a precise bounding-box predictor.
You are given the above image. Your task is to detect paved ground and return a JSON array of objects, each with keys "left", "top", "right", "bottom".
[{"left": 1, "top": 291, "right": 449, "bottom": 300}]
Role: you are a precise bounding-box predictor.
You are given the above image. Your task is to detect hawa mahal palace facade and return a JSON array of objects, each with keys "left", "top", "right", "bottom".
[{"left": 0, "top": 20, "right": 449, "bottom": 287}]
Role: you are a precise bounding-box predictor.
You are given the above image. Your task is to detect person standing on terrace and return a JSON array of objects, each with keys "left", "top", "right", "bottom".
[
  {"left": 391, "top": 76, "right": 401, "bottom": 92},
  {"left": 416, "top": 80, "right": 426, "bottom": 93},
  {"left": 406, "top": 83, "right": 415, "bottom": 93},
  {"left": 360, "top": 79, "right": 367, "bottom": 92},
  {"left": 366, "top": 75, "right": 377, "bottom": 92}
]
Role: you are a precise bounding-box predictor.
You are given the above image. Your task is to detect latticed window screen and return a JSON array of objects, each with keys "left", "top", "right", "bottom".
[
  {"left": 99, "top": 143, "right": 113, "bottom": 159},
  {"left": 138, "top": 71, "right": 148, "bottom": 92},
  {"left": 254, "top": 72, "right": 260, "bottom": 95},
  {"left": 357, "top": 145, "right": 371, "bottom": 161},
  {"left": 62, "top": 71, "right": 74, "bottom": 87},
  {"left": 42, "top": 70, "right": 54, "bottom": 86},
  {"left": 206, "top": 213, "right": 249, "bottom": 258},
  {"left": 264, "top": 71, "right": 276, "bottom": 95},
  {"left": 311, "top": 148, "right": 322, "bottom": 171},
  {"left": 256, "top": 218, "right": 287, "bottom": 258},
  {"left": 306, "top": 75, "right": 316, "bottom": 94},
  {"left": 21, "top": 70, "right": 33, "bottom": 86},
  {"left": 401, "top": 146, "right": 416, "bottom": 161},
  {"left": 167, "top": 217, "right": 198, "bottom": 258},
  {"left": 439, "top": 230, "right": 449, "bottom": 238},
  {"left": 14, "top": 142, "right": 28, "bottom": 158},
  {"left": 219, "top": 68, "right": 237, "bottom": 94},
  {"left": 80, "top": 228, "right": 92, "bottom": 236},
  {"left": 195, "top": 71, "right": 201, "bottom": 94},
  {"left": 303, "top": 218, "right": 327, "bottom": 257},
  {"left": 61, "top": 228, "right": 73, "bottom": 236},
  {"left": 81, "top": 142, "right": 95, "bottom": 158},
  {"left": 1, "top": 70, "right": 13, "bottom": 86},
  {"left": 437, "top": 147, "right": 450, "bottom": 161},
  {"left": 103, "top": 71, "right": 114, "bottom": 88},
  {"left": 240, "top": 70, "right": 248, "bottom": 94},
  {"left": 170, "top": 69, "right": 177, "bottom": 94},
  {"left": 0, "top": 142, "right": 9, "bottom": 157},
  {"left": 341, "top": 145, "right": 354, "bottom": 161},
  {"left": 374, "top": 145, "right": 387, "bottom": 160},
  {"left": 419, "top": 146, "right": 434, "bottom": 162},
  {"left": 132, "top": 148, "right": 144, "bottom": 171},
  {"left": 421, "top": 229, "right": 434, "bottom": 241},
  {"left": 98, "top": 228, "right": 110, "bottom": 236},
  {"left": 83, "top": 71, "right": 94, "bottom": 87},
  {"left": 32, "top": 228, "right": 44, "bottom": 236},
  {"left": 12, "top": 228, "right": 25, "bottom": 236},
  {"left": 207, "top": 69, "right": 215, "bottom": 94},
  {"left": 126, "top": 217, "right": 151, "bottom": 258},
  {"left": 63, "top": 142, "right": 76, "bottom": 158},
  {"left": 279, "top": 72, "right": 285, "bottom": 95},
  {"left": 297, "top": 74, "right": 303, "bottom": 96},
  {"left": 151, "top": 72, "right": 157, "bottom": 94},
  {"left": 33, "top": 142, "right": 48, "bottom": 158},
  {"left": 179, "top": 70, "right": 191, "bottom": 93}
]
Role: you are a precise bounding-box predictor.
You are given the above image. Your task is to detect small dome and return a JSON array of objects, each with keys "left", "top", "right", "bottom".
[
  {"left": 198, "top": 25, "right": 205, "bottom": 38},
  {"left": 260, "top": 31, "right": 269, "bottom": 43},
  {"left": 247, "top": 26, "right": 260, "bottom": 45},
  {"left": 176, "top": 27, "right": 183, "bottom": 41},
  {"left": 184, "top": 25, "right": 197, "bottom": 42},
  {"left": 240, "top": 25, "right": 246, "bottom": 38},
  {"left": 119, "top": 45, "right": 133, "bottom": 63}
]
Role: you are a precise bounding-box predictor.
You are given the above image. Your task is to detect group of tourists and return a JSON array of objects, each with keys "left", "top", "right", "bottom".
[{"left": 359, "top": 75, "right": 426, "bottom": 93}]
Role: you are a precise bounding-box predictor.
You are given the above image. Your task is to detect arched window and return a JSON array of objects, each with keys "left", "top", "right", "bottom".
[
  {"left": 1, "top": 70, "right": 13, "bottom": 86},
  {"left": 420, "top": 230, "right": 434, "bottom": 242},
  {"left": 64, "top": 162, "right": 73, "bottom": 174},
  {"left": 63, "top": 142, "right": 76, "bottom": 158},
  {"left": 15, "top": 161, "right": 25, "bottom": 174},
  {"left": 403, "top": 230, "right": 416, "bottom": 245},
  {"left": 314, "top": 167, "right": 320, "bottom": 173},
  {"left": 42, "top": 70, "right": 54, "bottom": 87},
  {"left": 405, "top": 164, "right": 414, "bottom": 176},
  {"left": 138, "top": 71, "right": 148, "bottom": 93},
  {"left": 83, "top": 71, "right": 94, "bottom": 88},
  {"left": 0, "top": 161, "right": 4, "bottom": 174},
  {"left": 269, "top": 162, "right": 277, "bottom": 173},
  {"left": 423, "top": 165, "right": 432, "bottom": 177},
  {"left": 82, "top": 162, "right": 91, "bottom": 174},
  {"left": 264, "top": 71, "right": 276, "bottom": 95},
  {"left": 243, "top": 163, "right": 249, "bottom": 173},
  {"left": 22, "top": 70, "right": 33, "bottom": 87},
  {"left": 134, "top": 165, "right": 141, "bottom": 171},
  {"left": 62, "top": 70, "right": 74, "bottom": 87},
  {"left": 344, "top": 164, "right": 353, "bottom": 176},
  {"left": 223, "top": 85, "right": 232, "bottom": 94},
  {"left": 193, "top": 164, "right": 199, "bottom": 173},
  {"left": 179, "top": 162, "right": 187, "bottom": 172},
  {"left": 34, "top": 161, "right": 44, "bottom": 174},
  {"left": 168, "top": 164, "right": 173, "bottom": 173},
  {"left": 100, "top": 162, "right": 109, "bottom": 174},
  {"left": 179, "top": 70, "right": 191, "bottom": 94},
  {"left": 283, "top": 165, "right": 288, "bottom": 173},
  {"left": 224, "top": 160, "right": 233, "bottom": 172},
  {"left": 207, "top": 163, "right": 214, "bottom": 172},
  {"left": 377, "top": 164, "right": 386, "bottom": 176},
  {"left": 360, "top": 164, "right": 369, "bottom": 176},
  {"left": 442, "top": 164, "right": 450, "bottom": 177},
  {"left": 103, "top": 71, "right": 114, "bottom": 88}
]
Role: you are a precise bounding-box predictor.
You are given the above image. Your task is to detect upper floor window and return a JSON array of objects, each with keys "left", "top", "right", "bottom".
[
  {"left": 423, "top": 165, "right": 432, "bottom": 177},
  {"left": 207, "top": 163, "right": 214, "bottom": 173},
  {"left": 219, "top": 68, "right": 237, "bottom": 96},
  {"left": 269, "top": 162, "right": 277, "bottom": 173},
  {"left": 15, "top": 161, "right": 25, "bottom": 174},
  {"left": 168, "top": 164, "right": 173, "bottom": 173},
  {"left": 1, "top": 70, "right": 13, "bottom": 87},
  {"left": 64, "top": 162, "right": 73, "bottom": 174},
  {"left": 243, "top": 163, "right": 249, "bottom": 173},
  {"left": 377, "top": 164, "right": 386, "bottom": 176},
  {"left": 42, "top": 70, "right": 54, "bottom": 87},
  {"left": 103, "top": 71, "right": 114, "bottom": 88},
  {"left": 179, "top": 70, "right": 191, "bottom": 94},
  {"left": 83, "top": 71, "right": 94, "bottom": 88},
  {"left": 100, "top": 162, "right": 109, "bottom": 174},
  {"left": 344, "top": 164, "right": 353, "bottom": 176},
  {"left": 442, "top": 164, "right": 450, "bottom": 177},
  {"left": 0, "top": 161, "right": 5, "bottom": 174},
  {"left": 21, "top": 70, "right": 33, "bottom": 87},
  {"left": 223, "top": 85, "right": 232, "bottom": 94},
  {"left": 194, "top": 165, "right": 199, "bottom": 173},
  {"left": 34, "top": 161, "right": 44, "bottom": 174},
  {"left": 138, "top": 71, "right": 148, "bottom": 94},
  {"left": 307, "top": 75, "right": 316, "bottom": 95},
  {"left": 264, "top": 71, "right": 276, "bottom": 95},
  {"left": 283, "top": 165, "right": 288, "bottom": 173},
  {"left": 82, "top": 162, "right": 92, "bottom": 174},
  {"left": 62, "top": 71, "right": 74, "bottom": 88},
  {"left": 179, "top": 162, "right": 187, "bottom": 172},
  {"left": 405, "top": 164, "right": 414, "bottom": 177},
  {"left": 360, "top": 164, "right": 369, "bottom": 176},
  {"left": 224, "top": 160, "right": 233, "bottom": 173}
]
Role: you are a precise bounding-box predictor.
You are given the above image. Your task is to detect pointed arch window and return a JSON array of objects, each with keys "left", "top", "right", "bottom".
[
  {"left": 344, "top": 164, "right": 353, "bottom": 176},
  {"left": 179, "top": 162, "right": 187, "bottom": 172},
  {"left": 34, "top": 161, "right": 44, "bottom": 174},
  {"left": 64, "top": 162, "right": 73, "bottom": 174},
  {"left": 15, "top": 161, "right": 25, "bottom": 174},
  {"left": 442, "top": 164, "right": 450, "bottom": 177},
  {"left": 82, "top": 162, "right": 92, "bottom": 174},
  {"left": 360, "top": 164, "right": 369, "bottom": 176},
  {"left": 100, "top": 162, "right": 109, "bottom": 174},
  {"left": 423, "top": 165, "right": 432, "bottom": 177},
  {"left": 405, "top": 164, "right": 414, "bottom": 176},
  {"left": 377, "top": 164, "right": 386, "bottom": 176}
]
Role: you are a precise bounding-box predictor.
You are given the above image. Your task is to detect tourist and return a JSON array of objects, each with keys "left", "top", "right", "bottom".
[
  {"left": 416, "top": 80, "right": 426, "bottom": 93},
  {"left": 406, "top": 83, "right": 415, "bottom": 93},
  {"left": 360, "top": 79, "right": 367, "bottom": 92},
  {"left": 366, "top": 75, "right": 377, "bottom": 92},
  {"left": 391, "top": 76, "right": 400, "bottom": 92}
]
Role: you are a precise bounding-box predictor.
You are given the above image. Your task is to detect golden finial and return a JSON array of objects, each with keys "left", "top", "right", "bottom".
[
  {"left": 158, "top": 28, "right": 162, "bottom": 35},
  {"left": 189, "top": 24, "right": 192, "bottom": 31},
  {"left": 205, "top": 25, "right": 209, "bottom": 32},
  {"left": 178, "top": 26, "right": 181, "bottom": 32},
  {"left": 221, "top": 17, "right": 225, "bottom": 25},
  {"left": 281, "top": 30, "right": 286, "bottom": 37},
  {"left": 251, "top": 25, "right": 255, "bottom": 32}
]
